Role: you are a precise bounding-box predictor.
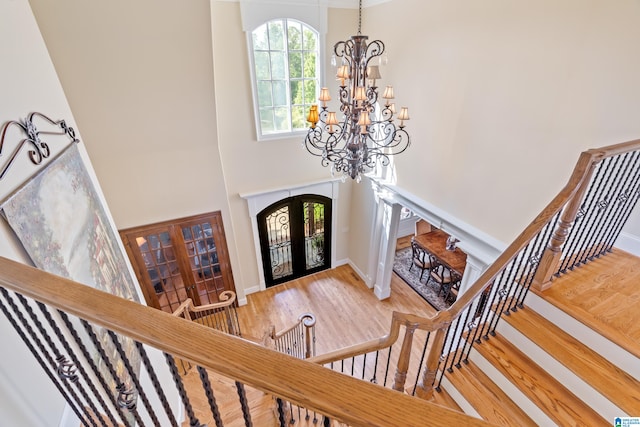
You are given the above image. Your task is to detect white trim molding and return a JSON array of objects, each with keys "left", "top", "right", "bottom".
[
  {"left": 240, "top": 178, "right": 341, "bottom": 292},
  {"left": 614, "top": 231, "right": 640, "bottom": 257}
]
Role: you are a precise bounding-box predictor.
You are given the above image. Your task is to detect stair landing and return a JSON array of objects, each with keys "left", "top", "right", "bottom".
[{"left": 531, "top": 248, "right": 640, "bottom": 359}]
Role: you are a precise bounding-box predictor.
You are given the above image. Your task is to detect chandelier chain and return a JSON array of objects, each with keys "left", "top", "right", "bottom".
[{"left": 357, "top": 0, "right": 362, "bottom": 34}]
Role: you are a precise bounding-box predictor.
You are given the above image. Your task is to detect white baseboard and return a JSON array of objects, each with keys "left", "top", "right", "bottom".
[
  {"left": 614, "top": 231, "right": 640, "bottom": 257},
  {"left": 346, "top": 259, "right": 373, "bottom": 288}
]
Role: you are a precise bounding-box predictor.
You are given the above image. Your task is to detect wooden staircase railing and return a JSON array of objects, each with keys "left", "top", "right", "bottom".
[
  {"left": 0, "top": 256, "right": 489, "bottom": 426},
  {"left": 306, "top": 139, "right": 640, "bottom": 399},
  {"left": 1, "top": 139, "right": 637, "bottom": 425},
  {"left": 269, "top": 312, "right": 316, "bottom": 359},
  {"left": 171, "top": 292, "right": 241, "bottom": 375}
]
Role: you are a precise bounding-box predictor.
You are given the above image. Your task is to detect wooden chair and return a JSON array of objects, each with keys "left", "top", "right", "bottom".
[
  {"left": 430, "top": 264, "right": 461, "bottom": 302},
  {"left": 409, "top": 239, "right": 435, "bottom": 281}
]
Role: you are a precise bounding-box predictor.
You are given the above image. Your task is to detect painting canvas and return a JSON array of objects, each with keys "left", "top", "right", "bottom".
[{"left": 0, "top": 143, "right": 141, "bottom": 418}]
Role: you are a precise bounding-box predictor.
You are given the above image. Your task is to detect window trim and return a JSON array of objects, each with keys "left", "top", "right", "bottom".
[{"left": 246, "top": 18, "right": 326, "bottom": 141}]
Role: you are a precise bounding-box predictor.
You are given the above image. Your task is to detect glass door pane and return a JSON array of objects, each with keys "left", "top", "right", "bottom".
[
  {"left": 265, "top": 205, "right": 293, "bottom": 281},
  {"left": 304, "top": 201, "right": 325, "bottom": 270},
  {"left": 182, "top": 220, "right": 226, "bottom": 304},
  {"left": 135, "top": 230, "right": 188, "bottom": 313}
]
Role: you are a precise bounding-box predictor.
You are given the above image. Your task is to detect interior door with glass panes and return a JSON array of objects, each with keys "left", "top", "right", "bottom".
[
  {"left": 120, "top": 211, "right": 236, "bottom": 314},
  {"left": 124, "top": 225, "right": 200, "bottom": 313},
  {"left": 178, "top": 216, "right": 230, "bottom": 306}
]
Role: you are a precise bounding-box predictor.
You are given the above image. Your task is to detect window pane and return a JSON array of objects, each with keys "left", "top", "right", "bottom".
[
  {"left": 254, "top": 51, "right": 271, "bottom": 80},
  {"left": 289, "top": 52, "right": 302, "bottom": 79},
  {"left": 273, "top": 81, "right": 287, "bottom": 106},
  {"left": 260, "top": 108, "right": 275, "bottom": 133},
  {"left": 257, "top": 81, "right": 273, "bottom": 108},
  {"left": 303, "top": 80, "right": 317, "bottom": 104},
  {"left": 250, "top": 19, "right": 320, "bottom": 138},
  {"left": 253, "top": 24, "right": 268, "bottom": 50},
  {"left": 303, "top": 28, "right": 317, "bottom": 51},
  {"left": 287, "top": 22, "right": 302, "bottom": 50},
  {"left": 268, "top": 21, "right": 285, "bottom": 50},
  {"left": 274, "top": 107, "right": 290, "bottom": 131},
  {"left": 303, "top": 52, "right": 316, "bottom": 78},
  {"left": 290, "top": 80, "right": 302, "bottom": 105},
  {"left": 271, "top": 51, "right": 286, "bottom": 79},
  {"left": 292, "top": 105, "right": 306, "bottom": 130}
]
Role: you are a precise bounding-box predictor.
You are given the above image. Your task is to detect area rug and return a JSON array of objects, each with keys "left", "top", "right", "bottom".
[{"left": 393, "top": 247, "right": 450, "bottom": 311}]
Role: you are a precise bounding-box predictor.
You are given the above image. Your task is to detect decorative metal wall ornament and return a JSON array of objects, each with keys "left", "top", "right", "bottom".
[
  {"left": 303, "top": 0, "right": 410, "bottom": 182},
  {"left": 0, "top": 112, "right": 79, "bottom": 180}
]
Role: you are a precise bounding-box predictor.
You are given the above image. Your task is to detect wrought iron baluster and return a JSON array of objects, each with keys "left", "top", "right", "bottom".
[
  {"left": 434, "top": 324, "right": 453, "bottom": 391},
  {"left": 517, "top": 215, "right": 559, "bottom": 306},
  {"left": 0, "top": 290, "right": 89, "bottom": 426},
  {"left": 80, "top": 320, "right": 145, "bottom": 426},
  {"left": 577, "top": 156, "right": 622, "bottom": 264},
  {"left": 411, "top": 332, "right": 430, "bottom": 396},
  {"left": 561, "top": 158, "right": 612, "bottom": 272},
  {"left": 600, "top": 152, "right": 640, "bottom": 253},
  {"left": 276, "top": 398, "right": 287, "bottom": 427},
  {"left": 370, "top": 350, "right": 380, "bottom": 384},
  {"left": 361, "top": 353, "right": 367, "bottom": 380},
  {"left": 36, "top": 303, "right": 123, "bottom": 427},
  {"left": 196, "top": 366, "right": 224, "bottom": 427},
  {"left": 383, "top": 345, "right": 393, "bottom": 387},
  {"left": 135, "top": 342, "right": 179, "bottom": 427},
  {"left": 13, "top": 294, "right": 105, "bottom": 427},
  {"left": 58, "top": 312, "right": 136, "bottom": 427},
  {"left": 558, "top": 160, "right": 605, "bottom": 272},
  {"left": 452, "top": 302, "right": 475, "bottom": 369},
  {"left": 235, "top": 381, "right": 253, "bottom": 427},
  {"left": 586, "top": 153, "right": 633, "bottom": 259},
  {"left": 107, "top": 331, "right": 160, "bottom": 426},
  {"left": 475, "top": 269, "right": 506, "bottom": 341},
  {"left": 163, "top": 354, "right": 205, "bottom": 427}
]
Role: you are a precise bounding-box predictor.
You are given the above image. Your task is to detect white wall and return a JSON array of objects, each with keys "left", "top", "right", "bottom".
[
  {"left": 210, "top": 2, "right": 355, "bottom": 291},
  {"left": 361, "top": 0, "right": 640, "bottom": 244},
  {"left": 24, "top": 0, "right": 640, "bottom": 295},
  {"left": 0, "top": 1, "right": 89, "bottom": 424}
]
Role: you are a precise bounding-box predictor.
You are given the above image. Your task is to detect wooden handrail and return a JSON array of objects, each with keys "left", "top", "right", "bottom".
[
  {"left": 270, "top": 312, "right": 315, "bottom": 340},
  {"left": 172, "top": 291, "right": 236, "bottom": 319},
  {"left": 0, "top": 256, "right": 490, "bottom": 426},
  {"left": 311, "top": 138, "right": 640, "bottom": 397}
]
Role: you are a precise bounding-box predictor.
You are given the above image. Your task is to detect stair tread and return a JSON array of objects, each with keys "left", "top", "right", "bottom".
[
  {"left": 445, "top": 359, "right": 537, "bottom": 426},
  {"left": 503, "top": 306, "right": 640, "bottom": 415},
  {"left": 475, "top": 333, "right": 609, "bottom": 426}
]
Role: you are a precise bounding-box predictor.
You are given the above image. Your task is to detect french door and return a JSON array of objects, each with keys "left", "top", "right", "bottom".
[
  {"left": 120, "top": 211, "right": 235, "bottom": 314},
  {"left": 257, "top": 194, "right": 331, "bottom": 287}
]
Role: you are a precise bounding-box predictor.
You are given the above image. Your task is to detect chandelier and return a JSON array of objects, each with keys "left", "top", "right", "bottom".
[{"left": 303, "top": 0, "right": 410, "bottom": 182}]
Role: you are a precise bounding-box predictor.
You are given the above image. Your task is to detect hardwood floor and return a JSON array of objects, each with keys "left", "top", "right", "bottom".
[
  {"left": 179, "top": 245, "right": 640, "bottom": 426},
  {"left": 181, "top": 263, "right": 443, "bottom": 426},
  {"left": 533, "top": 248, "right": 640, "bottom": 358}
]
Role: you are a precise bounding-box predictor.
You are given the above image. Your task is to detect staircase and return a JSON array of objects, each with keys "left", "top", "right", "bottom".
[{"left": 437, "top": 250, "right": 640, "bottom": 426}]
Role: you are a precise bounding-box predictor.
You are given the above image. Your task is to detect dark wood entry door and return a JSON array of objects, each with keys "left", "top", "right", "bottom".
[
  {"left": 120, "top": 211, "right": 235, "bottom": 314},
  {"left": 257, "top": 194, "right": 331, "bottom": 287}
]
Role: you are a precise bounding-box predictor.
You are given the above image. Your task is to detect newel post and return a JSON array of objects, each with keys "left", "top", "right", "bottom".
[
  {"left": 392, "top": 323, "right": 417, "bottom": 392},
  {"left": 532, "top": 159, "right": 599, "bottom": 291},
  {"left": 415, "top": 327, "right": 447, "bottom": 400}
]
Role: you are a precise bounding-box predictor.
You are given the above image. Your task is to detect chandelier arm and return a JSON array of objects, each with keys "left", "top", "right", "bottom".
[{"left": 363, "top": 40, "right": 385, "bottom": 67}]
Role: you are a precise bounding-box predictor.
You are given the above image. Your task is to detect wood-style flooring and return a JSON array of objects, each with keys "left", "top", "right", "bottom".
[
  {"left": 180, "top": 243, "right": 640, "bottom": 426},
  {"left": 533, "top": 248, "right": 640, "bottom": 358}
]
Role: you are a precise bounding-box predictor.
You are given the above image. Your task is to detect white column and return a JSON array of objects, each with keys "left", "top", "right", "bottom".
[
  {"left": 374, "top": 200, "right": 402, "bottom": 300},
  {"left": 456, "top": 249, "right": 490, "bottom": 297}
]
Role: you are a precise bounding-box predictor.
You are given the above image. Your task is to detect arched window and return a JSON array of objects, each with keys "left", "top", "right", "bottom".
[{"left": 249, "top": 19, "right": 320, "bottom": 139}]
